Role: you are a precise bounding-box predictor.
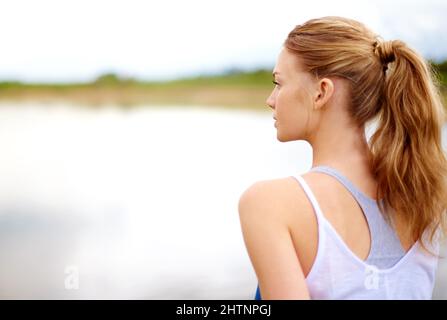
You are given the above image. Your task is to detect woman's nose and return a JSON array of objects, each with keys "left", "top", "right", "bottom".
[{"left": 266, "top": 96, "right": 275, "bottom": 110}]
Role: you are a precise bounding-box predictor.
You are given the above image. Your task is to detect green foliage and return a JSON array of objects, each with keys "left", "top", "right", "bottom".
[
  {"left": 0, "top": 81, "right": 23, "bottom": 89},
  {"left": 435, "top": 60, "right": 447, "bottom": 73},
  {"left": 93, "top": 73, "right": 137, "bottom": 86},
  {"left": 428, "top": 60, "right": 447, "bottom": 84},
  {"left": 164, "top": 68, "right": 273, "bottom": 87},
  {"left": 0, "top": 60, "right": 446, "bottom": 89}
]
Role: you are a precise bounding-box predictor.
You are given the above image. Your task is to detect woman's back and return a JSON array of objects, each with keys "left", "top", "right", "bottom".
[{"left": 254, "top": 165, "right": 441, "bottom": 299}]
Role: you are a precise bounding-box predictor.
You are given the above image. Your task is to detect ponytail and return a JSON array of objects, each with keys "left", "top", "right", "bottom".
[{"left": 369, "top": 39, "right": 447, "bottom": 255}]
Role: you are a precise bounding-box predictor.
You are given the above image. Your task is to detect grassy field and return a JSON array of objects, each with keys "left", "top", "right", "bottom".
[
  {"left": 0, "top": 70, "right": 275, "bottom": 111},
  {"left": 0, "top": 64, "right": 446, "bottom": 111}
]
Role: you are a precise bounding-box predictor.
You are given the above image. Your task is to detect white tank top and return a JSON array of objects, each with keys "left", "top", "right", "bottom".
[{"left": 292, "top": 173, "right": 441, "bottom": 299}]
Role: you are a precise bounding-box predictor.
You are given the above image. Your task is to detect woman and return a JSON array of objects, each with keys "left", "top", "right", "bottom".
[{"left": 238, "top": 16, "right": 447, "bottom": 300}]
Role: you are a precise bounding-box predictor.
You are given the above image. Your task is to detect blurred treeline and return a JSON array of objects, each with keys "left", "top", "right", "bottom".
[{"left": 0, "top": 60, "right": 446, "bottom": 110}]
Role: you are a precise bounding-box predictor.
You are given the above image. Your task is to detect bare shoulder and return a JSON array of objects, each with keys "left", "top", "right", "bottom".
[
  {"left": 238, "top": 176, "right": 316, "bottom": 299},
  {"left": 238, "top": 173, "right": 326, "bottom": 281},
  {"left": 238, "top": 174, "right": 318, "bottom": 226}
]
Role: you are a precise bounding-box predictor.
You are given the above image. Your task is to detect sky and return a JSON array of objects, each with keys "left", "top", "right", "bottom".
[{"left": 0, "top": 0, "right": 446, "bottom": 83}]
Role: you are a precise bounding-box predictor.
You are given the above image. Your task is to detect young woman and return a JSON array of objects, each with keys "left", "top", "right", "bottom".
[{"left": 238, "top": 16, "right": 447, "bottom": 300}]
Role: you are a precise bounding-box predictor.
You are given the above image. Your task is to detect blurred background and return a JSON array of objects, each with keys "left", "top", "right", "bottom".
[{"left": 0, "top": 0, "right": 446, "bottom": 299}]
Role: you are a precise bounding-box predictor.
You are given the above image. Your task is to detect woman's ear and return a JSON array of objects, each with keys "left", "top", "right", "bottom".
[{"left": 313, "top": 78, "right": 334, "bottom": 110}]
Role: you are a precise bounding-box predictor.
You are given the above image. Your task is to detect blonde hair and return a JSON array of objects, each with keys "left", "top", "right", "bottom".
[{"left": 284, "top": 16, "right": 447, "bottom": 255}]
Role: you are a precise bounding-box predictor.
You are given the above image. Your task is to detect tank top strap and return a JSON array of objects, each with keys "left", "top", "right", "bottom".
[
  {"left": 290, "top": 174, "right": 328, "bottom": 226},
  {"left": 309, "top": 165, "right": 381, "bottom": 205}
]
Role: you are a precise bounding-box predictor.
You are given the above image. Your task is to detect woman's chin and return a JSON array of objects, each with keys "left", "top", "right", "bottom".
[{"left": 276, "top": 132, "right": 287, "bottom": 142}]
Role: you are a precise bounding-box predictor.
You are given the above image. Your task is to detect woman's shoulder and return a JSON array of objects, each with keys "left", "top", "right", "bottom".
[
  {"left": 238, "top": 174, "right": 324, "bottom": 278},
  {"left": 238, "top": 174, "right": 320, "bottom": 226}
]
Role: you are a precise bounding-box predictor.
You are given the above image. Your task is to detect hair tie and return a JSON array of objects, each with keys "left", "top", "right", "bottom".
[{"left": 373, "top": 40, "right": 395, "bottom": 73}]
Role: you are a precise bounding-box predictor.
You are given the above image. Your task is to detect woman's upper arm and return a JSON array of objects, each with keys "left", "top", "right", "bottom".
[{"left": 238, "top": 180, "right": 311, "bottom": 300}]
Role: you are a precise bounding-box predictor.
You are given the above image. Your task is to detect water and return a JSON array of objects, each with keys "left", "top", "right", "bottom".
[{"left": 0, "top": 103, "right": 445, "bottom": 299}]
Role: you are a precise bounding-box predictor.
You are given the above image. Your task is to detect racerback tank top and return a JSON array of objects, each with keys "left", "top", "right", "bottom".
[{"left": 254, "top": 165, "right": 441, "bottom": 300}]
